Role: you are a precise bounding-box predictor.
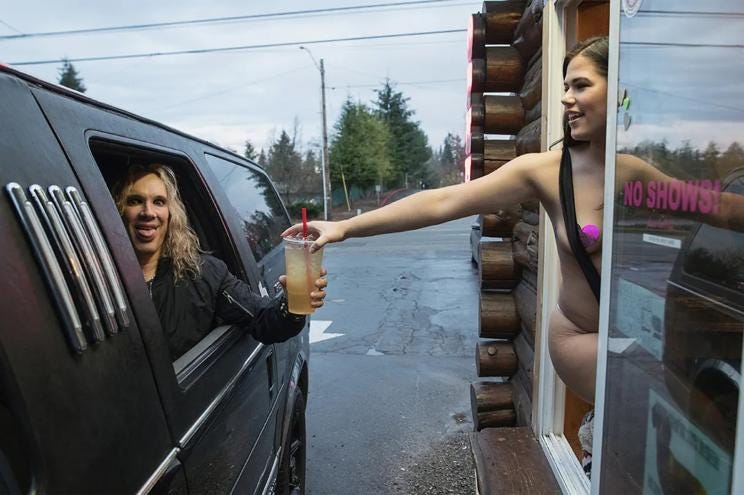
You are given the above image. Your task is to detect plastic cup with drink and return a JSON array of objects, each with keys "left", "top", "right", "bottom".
[{"left": 284, "top": 208, "right": 324, "bottom": 315}]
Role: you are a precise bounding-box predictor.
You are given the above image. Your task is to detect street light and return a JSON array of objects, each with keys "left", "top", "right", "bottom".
[{"left": 299, "top": 45, "right": 331, "bottom": 220}]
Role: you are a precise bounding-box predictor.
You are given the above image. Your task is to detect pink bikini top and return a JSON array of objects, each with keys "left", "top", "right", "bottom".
[{"left": 579, "top": 224, "right": 601, "bottom": 249}]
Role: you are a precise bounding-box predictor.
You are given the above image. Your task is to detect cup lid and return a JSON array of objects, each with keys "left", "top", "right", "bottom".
[{"left": 283, "top": 236, "right": 314, "bottom": 246}]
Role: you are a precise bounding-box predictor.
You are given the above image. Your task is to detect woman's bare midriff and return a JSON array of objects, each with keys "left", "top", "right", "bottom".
[{"left": 542, "top": 211, "right": 603, "bottom": 405}]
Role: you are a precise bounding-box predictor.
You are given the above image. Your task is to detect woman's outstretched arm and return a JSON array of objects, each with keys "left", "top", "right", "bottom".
[{"left": 282, "top": 152, "right": 546, "bottom": 251}]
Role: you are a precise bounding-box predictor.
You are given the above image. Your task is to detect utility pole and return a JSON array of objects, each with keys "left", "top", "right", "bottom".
[
  {"left": 319, "top": 58, "right": 332, "bottom": 220},
  {"left": 300, "top": 46, "right": 332, "bottom": 220}
]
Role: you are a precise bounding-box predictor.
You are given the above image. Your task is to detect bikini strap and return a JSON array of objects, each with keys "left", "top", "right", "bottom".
[{"left": 559, "top": 146, "right": 601, "bottom": 302}]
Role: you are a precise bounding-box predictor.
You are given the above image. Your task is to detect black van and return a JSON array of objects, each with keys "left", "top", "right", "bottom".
[
  {"left": 663, "top": 167, "right": 744, "bottom": 454},
  {"left": 0, "top": 65, "right": 309, "bottom": 494}
]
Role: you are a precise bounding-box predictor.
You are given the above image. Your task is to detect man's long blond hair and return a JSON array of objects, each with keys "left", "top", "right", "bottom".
[{"left": 114, "top": 163, "right": 201, "bottom": 281}]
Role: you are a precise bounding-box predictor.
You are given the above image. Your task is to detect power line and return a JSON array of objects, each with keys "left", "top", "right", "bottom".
[
  {"left": 330, "top": 78, "right": 464, "bottom": 89},
  {"left": 0, "top": 19, "right": 24, "bottom": 35},
  {"left": 0, "top": 0, "right": 467, "bottom": 41},
  {"left": 623, "top": 40, "right": 744, "bottom": 49},
  {"left": 156, "top": 65, "right": 313, "bottom": 113},
  {"left": 9, "top": 29, "right": 467, "bottom": 66}
]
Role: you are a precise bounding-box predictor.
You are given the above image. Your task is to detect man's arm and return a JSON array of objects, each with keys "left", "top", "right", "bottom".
[{"left": 210, "top": 256, "right": 306, "bottom": 344}]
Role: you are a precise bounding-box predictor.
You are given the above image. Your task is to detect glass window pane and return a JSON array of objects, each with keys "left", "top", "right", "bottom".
[
  {"left": 204, "top": 155, "right": 290, "bottom": 262},
  {"left": 602, "top": 2, "right": 744, "bottom": 493}
]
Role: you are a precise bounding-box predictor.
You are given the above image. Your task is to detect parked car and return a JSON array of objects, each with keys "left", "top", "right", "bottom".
[
  {"left": 0, "top": 65, "right": 309, "bottom": 494},
  {"left": 663, "top": 167, "right": 744, "bottom": 453}
]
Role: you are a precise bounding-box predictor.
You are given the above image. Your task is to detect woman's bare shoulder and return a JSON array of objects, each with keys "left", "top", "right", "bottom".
[
  {"left": 516, "top": 149, "right": 562, "bottom": 168},
  {"left": 514, "top": 149, "right": 562, "bottom": 188}
]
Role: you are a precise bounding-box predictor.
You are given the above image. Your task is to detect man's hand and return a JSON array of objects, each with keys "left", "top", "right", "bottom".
[{"left": 278, "top": 267, "right": 328, "bottom": 309}]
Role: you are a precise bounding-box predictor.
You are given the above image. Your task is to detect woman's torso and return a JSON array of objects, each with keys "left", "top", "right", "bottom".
[{"left": 532, "top": 146, "right": 605, "bottom": 333}]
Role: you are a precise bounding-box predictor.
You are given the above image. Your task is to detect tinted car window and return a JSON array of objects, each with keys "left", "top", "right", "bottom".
[
  {"left": 683, "top": 177, "right": 744, "bottom": 293},
  {"left": 204, "top": 154, "right": 290, "bottom": 262}
]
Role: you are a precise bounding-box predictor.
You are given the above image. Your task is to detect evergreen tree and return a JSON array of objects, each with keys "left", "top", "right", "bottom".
[
  {"left": 57, "top": 58, "right": 87, "bottom": 93},
  {"left": 297, "top": 148, "right": 322, "bottom": 200},
  {"left": 702, "top": 141, "right": 719, "bottom": 173},
  {"left": 302, "top": 149, "right": 320, "bottom": 175},
  {"left": 373, "top": 80, "right": 431, "bottom": 188},
  {"left": 718, "top": 141, "right": 744, "bottom": 178},
  {"left": 257, "top": 149, "right": 267, "bottom": 168},
  {"left": 330, "top": 98, "right": 392, "bottom": 193},
  {"left": 675, "top": 140, "right": 701, "bottom": 178},
  {"left": 243, "top": 140, "right": 258, "bottom": 161},
  {"left": 439, "top": 133, "right": 466, "bottom": 186},
  {"left": 264, "top": 130, "right": 303, "bottom": 204}
]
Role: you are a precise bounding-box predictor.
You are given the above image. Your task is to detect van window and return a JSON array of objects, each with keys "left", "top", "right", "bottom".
[
  {"left": 683, "top": 176, "right": 744, "bottom": 293},
  {"left": 204, "top": 154, "right": 290, "bottom": 262},
  {"left": 89, "top": 140, "right": 250, "bottom": 366}
]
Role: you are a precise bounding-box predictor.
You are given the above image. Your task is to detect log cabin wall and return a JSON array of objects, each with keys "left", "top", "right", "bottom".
[{"left": 467, "top": 0, "right": 543, "bottom": 431}]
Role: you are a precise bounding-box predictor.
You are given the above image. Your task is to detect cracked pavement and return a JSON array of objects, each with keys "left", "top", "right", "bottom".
[{"left": 306, "top": 216, "right": 479, "bottom": 495}]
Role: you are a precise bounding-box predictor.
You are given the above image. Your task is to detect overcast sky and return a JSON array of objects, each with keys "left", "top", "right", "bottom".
[
  {"left": 2, "top": 0, "right": 480, "bottom": 155},
  {"left": 617, "top": 9, "right": 744, "bottom": 150}
]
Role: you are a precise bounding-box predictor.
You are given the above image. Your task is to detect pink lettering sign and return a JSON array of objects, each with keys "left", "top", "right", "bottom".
[{"left": 624, "top": 180, "right": 721, "bottom": 214}]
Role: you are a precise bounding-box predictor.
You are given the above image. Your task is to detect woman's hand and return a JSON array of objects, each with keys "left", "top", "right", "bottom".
[
  {"left": 277, "top": 268, "right": 328, "bottom": 309},
  {"left": 281, "top": 221, "right": 345, "bottom": 252}
]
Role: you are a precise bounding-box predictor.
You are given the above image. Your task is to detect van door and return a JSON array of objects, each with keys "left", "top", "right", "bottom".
[
  {"left": 200, "top": 152, "right": 297, "bottom": 389},
  {"left": 0, "top": 71, "right": 178, "bottom": 493},
  {"left": 200, "top": 152, "right": 302, "bottom": 488},
  {"left": 32, "top": 87, "right": 279, "bottom": 493}
]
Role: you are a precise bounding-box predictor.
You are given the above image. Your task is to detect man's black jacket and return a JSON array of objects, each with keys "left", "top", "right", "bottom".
[{"left": 150, "top": 255, "right": 305, "bottom": 360}]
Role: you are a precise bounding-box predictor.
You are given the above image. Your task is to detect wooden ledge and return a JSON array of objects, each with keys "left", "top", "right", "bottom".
[{"left": 470, "top": 427, "right": 560, "bottom": 494}]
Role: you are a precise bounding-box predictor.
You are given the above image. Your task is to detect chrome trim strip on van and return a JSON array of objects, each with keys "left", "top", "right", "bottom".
[
  {"left": 136, "top": 447, "right": 179, "bottom": 495},
  {"left": 29, "top": 185, "right": 104, "bottom": 345},
  {"left": 696, "top": 359, "right": 742, "bottom": 386},
  {"left": 65, "top": 202, "right": 117, "bottom": 336},
  {"left": 173, "top": 325, "right": 237, "bottom": 383},
  {"left": 5, "top": 183, "right": 87, "bottom": 352},
  {"left": 667, "top": 280, "right": 744, "bottom": 318},
  {"left": 179, "top": 343, "right": 265, "bottom": 447},
  {"left": 49, "top": 186, "right": 118, "bottom": 337},
  {"left": 261, "top": 448, "right": 282, "bottom": 495},
  {"left": 66, "top": 187, "right": 130, "bottom": 328}
]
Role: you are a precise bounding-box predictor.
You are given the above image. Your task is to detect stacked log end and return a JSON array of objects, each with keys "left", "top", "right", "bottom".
[
  {"left": 470, "top": 382, "right": 516, "bottom": 430},
  {"left": 468, "top": 0, "right": 543, "bottom": 432}
]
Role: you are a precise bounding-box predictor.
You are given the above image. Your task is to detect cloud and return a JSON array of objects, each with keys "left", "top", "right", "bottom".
[{"left": 3, "top": 0, "right": 477, "bottom": 152}]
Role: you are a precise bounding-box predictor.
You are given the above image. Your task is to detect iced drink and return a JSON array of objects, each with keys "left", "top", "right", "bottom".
[{"left": 284, "top": 237, "right": 324, "bottom": 315}]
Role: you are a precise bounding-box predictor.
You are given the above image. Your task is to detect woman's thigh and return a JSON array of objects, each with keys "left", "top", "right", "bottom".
[{"left": 549, "top": 307, "right": 598, "bottom": 404}]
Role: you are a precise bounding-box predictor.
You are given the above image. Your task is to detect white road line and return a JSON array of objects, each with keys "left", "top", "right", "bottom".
[{"left": 309, "top": 320, "right": 344, "bottom": 344}]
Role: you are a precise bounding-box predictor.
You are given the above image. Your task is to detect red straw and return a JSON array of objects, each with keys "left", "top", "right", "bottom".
[{"left": 301, "top": 207, "right": 308, "bottom": 239}]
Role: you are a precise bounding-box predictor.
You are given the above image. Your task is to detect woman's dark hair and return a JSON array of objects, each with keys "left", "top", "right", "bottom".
[{"left": 562, "top": 36, "right": 609, "bottom": 147}]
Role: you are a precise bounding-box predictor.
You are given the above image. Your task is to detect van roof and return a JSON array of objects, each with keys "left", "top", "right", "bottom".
[{"left": 0, "top": 64, "right": 258, "bottom": 168}]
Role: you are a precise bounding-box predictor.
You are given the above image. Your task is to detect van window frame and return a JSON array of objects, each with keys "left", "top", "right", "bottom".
[
  {"left": 86, "top": 134, "right": 263, "bottom": 380},
  {"left": 678, "top": 173, "right": 744, "bottom": 309},
  {"left": 202, "top": 152, "right": 292, "bottom": 265}
]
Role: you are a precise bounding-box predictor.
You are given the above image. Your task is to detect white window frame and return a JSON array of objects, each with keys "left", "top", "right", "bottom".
[
  {"left": 590, "top": 0, "right": 620, "bottom": 492},
  {"left": 534, "top": 1, "right": 590, "bottom": 494},
  {"left": 534, "top": 1, "right": 620, "bottom": 493}
]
